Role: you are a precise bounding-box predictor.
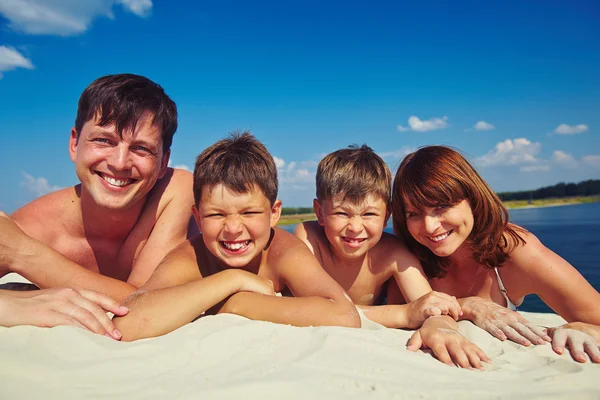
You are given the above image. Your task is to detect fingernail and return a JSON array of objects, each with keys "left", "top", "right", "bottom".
[
  {"left": 113, "top": 329, "right": 122, "bottom": 339},
  {"left": 119, "top": 306, "right": 129, "bottom": 313}
]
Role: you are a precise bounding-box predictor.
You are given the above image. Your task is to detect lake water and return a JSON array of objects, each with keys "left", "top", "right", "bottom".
[{"left": 280, "top": 202, "right": 600, "bottom": 313}]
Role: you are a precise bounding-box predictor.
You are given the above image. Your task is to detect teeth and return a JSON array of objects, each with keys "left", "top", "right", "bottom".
[
  {"left": 102, "top": 175, "right": 130, "bottom": 187},
  {"left": 222, "top": 240, "right": 250, "bottom": 250},
  {"left": 430, "top": 231, "right": 451, "bottom": 242},
  {"left": 343, "top": 237, "right": 366, "bottom": 243}
]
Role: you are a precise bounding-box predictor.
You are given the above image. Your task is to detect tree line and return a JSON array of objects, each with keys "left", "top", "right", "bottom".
[{"left": 498, "top": 179, "right": 600, "bottom": 201}]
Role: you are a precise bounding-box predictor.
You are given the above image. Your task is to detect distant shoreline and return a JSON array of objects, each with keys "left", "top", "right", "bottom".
[{"left": 277, "top": 196, "right": 600, "bottom": 226}]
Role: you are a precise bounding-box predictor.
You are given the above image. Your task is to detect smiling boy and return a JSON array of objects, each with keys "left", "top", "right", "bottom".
[
  {"left": 1, "top": 74, "right": 195, "bottom": 328},
  {"left": 114, "top": 132, "right": 360, "bottom": 341}
]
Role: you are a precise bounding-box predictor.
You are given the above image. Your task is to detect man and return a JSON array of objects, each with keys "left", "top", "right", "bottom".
[{"left": 0, "top": 74, "right": 195, "bottom": 310}]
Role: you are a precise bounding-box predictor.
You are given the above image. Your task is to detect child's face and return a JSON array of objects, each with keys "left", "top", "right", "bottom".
[
  {"left": 315, "top": 194, "right": 389, "bottom": 260},
  {"left": 193, "top": 184, "right": 281, "bottom": 269}
]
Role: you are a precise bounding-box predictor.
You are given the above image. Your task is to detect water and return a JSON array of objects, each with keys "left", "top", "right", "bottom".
[{"left": 281, "top": 202, "right": 600, "bottom": 313}]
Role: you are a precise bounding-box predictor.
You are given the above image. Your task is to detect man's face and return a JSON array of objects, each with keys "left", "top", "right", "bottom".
[
  {"left": 315, "top": 194, "right": 389, "bottom": 260},
  {"left": 193, "top": 184, "right": 281, "bottom": 270},
  {"left": 69, "top": 111, "right": 170, "bottom": 211}
]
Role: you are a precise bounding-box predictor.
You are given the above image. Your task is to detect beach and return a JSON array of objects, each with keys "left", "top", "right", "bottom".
[{"left": 1, "top": 276, "right": 598, "bottom": 399}]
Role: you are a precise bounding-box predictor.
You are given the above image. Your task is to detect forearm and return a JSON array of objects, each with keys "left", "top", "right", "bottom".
[
  {"left": 422, "top": 315, "right": 459, "bottom": 330},
  {"left": 115, "top": 271, "right": 243, "bottom": 341},
  {"left": 12, "top": 240, "right": 135, "bottom": 303},
  {"left": 219, "top": 292, "right": 360, "bottom": 327},
  {"left": 358, "top": 304, "right": 413, "bottom": 329}
]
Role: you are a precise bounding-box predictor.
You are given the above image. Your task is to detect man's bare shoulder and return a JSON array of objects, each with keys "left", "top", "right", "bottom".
[
  {"left": 11, "top": 186, "right": 79, "bottom": 241},
  {"left": 269, "top": 227, "right": 317, "bottom": 262},
  {"left": 154, "top": 167, "right": 193, "bottom": 196}
]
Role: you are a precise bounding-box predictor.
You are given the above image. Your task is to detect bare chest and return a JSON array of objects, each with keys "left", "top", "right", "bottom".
[
  {"left": 429, "top": 268, "right": 507, "bottom": 305},
  {"left": 322, "top": 260, "right": 390, "bottom": 306}
]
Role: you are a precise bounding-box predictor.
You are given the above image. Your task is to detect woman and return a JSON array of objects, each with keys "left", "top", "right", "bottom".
[{"left": 391, "top": 145, "right": 600, "bottom": 363}]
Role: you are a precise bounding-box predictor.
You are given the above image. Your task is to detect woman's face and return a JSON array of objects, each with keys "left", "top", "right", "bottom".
[{"left": 404, "top": 199, "right": 474, "bottom": 257}]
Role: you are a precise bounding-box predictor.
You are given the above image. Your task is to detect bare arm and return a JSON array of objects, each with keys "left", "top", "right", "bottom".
[
  {"left": 220, "top": 230, "right": 360, "bottom": 328},
  {"left": 126, "top": 169, "right": 197, "bottom": 287},
  {"left": 509, "top": 232, "right": 600, "bottom": 324},
  {"left": 1, "top": 212, "right": 137, "bottom": 302},
  {"left": 113, "top": 238, "right": 275, "bottom": 341},
  {"left": 359, "top": 240, "right": 460, "bottom": 328}
]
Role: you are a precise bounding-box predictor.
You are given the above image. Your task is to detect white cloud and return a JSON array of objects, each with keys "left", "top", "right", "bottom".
[
  {"left": 21, "top": 172, "right": 62, "bottom": 197},
  {"left": 0, "top": 46, "right": 34, "bottom": 78},
  {"left": 273, "top": 156, "right": 286, "bottom": 169},
  {"left": 474, "top": 121, "right": 495, "bottom": 131},
  {"left": 554, "top": 123, "right": 588, "bottom": 135},
  {"left": 552, "top": 150, "right": 578, "bottom": 168},
  {"left": 476, "top": 138, "right": 541, "bottom": 167},
  {"left": 378, "top": 147, "right": 413, "bottom": 162},
  {"left": 520, "top": 165, "right": 551, "bottom": 173},
  {"left": 0, "top": 0, "right": 153, "bottom": 36},
  {"left": 582, "top": 155, "right": 600, "bottom": 167},
  {"left": 397, "top": 116, "right": 448, "bottom": 132}
]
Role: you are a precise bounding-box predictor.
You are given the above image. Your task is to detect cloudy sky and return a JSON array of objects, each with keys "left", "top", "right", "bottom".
[{"left": 1, "top": 0, "right": 599, "bottom": 212}]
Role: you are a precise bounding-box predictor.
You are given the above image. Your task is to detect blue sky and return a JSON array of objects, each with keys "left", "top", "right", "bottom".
[{"left": 1, "top": 0, "right": 599, "bottom": 212}]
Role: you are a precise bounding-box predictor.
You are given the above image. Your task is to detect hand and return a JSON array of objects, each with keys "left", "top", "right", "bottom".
[
  {"left": 0, "top": 288, "right": 129, "bottom": 340},
  {"left": 547, "top": 325, "right": 600, "bottom": 363},
  {"left": 461, "top": 296, "right": 550, "bottom": 346},
  {"left": 407, "top": 316, "right": 489, "bottom": 369},
  {"left": 232, "top": 270, "right": 276, "bottom": 296},
  {"left": 406, "top": 291, "right": 462, "bottom": 329}
]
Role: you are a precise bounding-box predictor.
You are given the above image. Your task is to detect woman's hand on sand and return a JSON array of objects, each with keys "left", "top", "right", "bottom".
[
  {"left": 407, "top": 315, "right": 489, "bottom": 369},
  {"left": 548, "top": 325, "right": 600, "bottom": 363},
  {"left": 0, "top": 288, "right": 128, "bottom": 339},
  {"left": 233, "top": 270, "right": 276, "bottom": 296},
  {"left": 461, "top": 296, "right": 550, "bottom": 346},
  {"left": 406, "top": 291, "right": 462, "bottom": 329}
]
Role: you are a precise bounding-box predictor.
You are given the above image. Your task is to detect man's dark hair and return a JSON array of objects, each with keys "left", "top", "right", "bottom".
[{"left": 74, "top": 74, "right": 178, "bottom": 152}]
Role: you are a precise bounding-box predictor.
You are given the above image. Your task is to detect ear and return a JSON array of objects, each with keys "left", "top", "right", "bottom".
[
  {"left": 313, "top": 199, "right": 324, "bottom": 226},
  {"left": 158, "top": 149, "right": 171, "bottom": 179},
  {"left": 69, "top": 127, "right": 79, "bottom": 163},
  {"left": 270, "top": 200, "right": 282, "bottom": 228},
  {"left": 191, "top": 205, "right": 202, "bottom": 233}
]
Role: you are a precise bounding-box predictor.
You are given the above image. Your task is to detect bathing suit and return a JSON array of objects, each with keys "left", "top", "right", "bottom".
[{"left": 493, "top": 267, "right": 522, "bottom": 311}]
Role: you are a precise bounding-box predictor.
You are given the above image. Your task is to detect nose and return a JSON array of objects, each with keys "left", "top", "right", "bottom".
[
  {"left": 347, "top": 216, "right": 363, "bottom": 233},
  {"left": 224, "top": 215, "right": 243, "bottom": 236},
  {"left": 423, "top": 214, "right": 441, "bottom": 233},
  {"left": 107, "top": 145, "right": 132, "bottom": 170}
]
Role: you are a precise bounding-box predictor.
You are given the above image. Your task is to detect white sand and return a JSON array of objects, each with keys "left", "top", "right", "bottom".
[{"left": 0, "top": 275, "right": 598, "bottom": 399}]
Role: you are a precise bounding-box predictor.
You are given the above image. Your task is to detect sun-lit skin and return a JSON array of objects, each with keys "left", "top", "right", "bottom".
[
  {"left": 192, "top": 184, "right": 281, "bottom": 271},
  {"left": 69, "top": 111, "right": 170, "bottom": 213},
  {"left": 315, "top": 194, "right": 389, "bottom": 262},
  {"left": 404, "top": 200, "right": 474, "bottom": 259}
]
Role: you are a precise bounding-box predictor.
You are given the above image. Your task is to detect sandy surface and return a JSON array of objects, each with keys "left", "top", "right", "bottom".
[{"left": 0, "top": 275, "right": 598, "bottom": 399}]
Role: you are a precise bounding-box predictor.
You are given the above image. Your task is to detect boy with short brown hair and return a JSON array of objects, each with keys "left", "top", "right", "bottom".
[{"left": 114, "top": 132, "right": 360, "bottom": 341}]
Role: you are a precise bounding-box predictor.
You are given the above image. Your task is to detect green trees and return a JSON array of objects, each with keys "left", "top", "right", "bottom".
[{"left": 498, "top": 180, "right": 600, "bottom": 201}]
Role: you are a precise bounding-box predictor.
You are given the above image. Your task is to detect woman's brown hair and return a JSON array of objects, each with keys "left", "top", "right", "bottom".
[{"left": 391, "top": 146, "right": 526, "bottom": 278}]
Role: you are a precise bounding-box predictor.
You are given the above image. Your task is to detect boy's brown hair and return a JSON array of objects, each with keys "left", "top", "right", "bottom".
[
  {"left": 316, "top": 144, "right": 391, "bottom": 204},
  {"left": 193, "top": 131, "right": 278, "bottom": 205}
]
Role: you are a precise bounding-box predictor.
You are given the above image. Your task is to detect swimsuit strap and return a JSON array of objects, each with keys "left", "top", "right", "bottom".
[{"left": 493, "top": 267, "right": 517, "bottom": 311}]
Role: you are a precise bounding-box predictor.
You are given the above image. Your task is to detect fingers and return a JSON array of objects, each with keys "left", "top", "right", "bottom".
[
  {"left": 65, "top": 292, "right": 122, "bottom": 340},
  {"left": 77, "top": 288, "right": 129, "bottom": 316},
  {"left": 423, "top": 307, "right": 442, "bottom": 318},
  {"left": 483, "top": 323, "right": 508, "bottom": 341},
  {"left": 429, "top": 342, "right": 454, "bottom": 366},
  {"left": 510, "top": 322, "right": 547, "bottom": 346},
  {"left": 500, "top": 324, "right": 531, "bottom": 346},
  {"left": 406, "top": 331, "right": 423, "bottom": 352},
  {"left": 583, "top": 340, "right": 600, "bottom": 364},
  {"left": 551, "top": 329, "right": 568, "bottom": 355},
  {"left": 566, "top": 334, "right": 588, "bottom": 363},
  {"left": 523, "top": 322, "right": 552, "bottom": 342}
]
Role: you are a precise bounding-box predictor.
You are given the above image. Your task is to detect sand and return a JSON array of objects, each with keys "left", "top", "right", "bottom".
[{"left": 0, "top": 274, "right": 598, "bottom": 399}]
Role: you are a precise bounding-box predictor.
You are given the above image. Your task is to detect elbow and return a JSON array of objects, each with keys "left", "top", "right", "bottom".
[{"left": 333, "top": 302, "right": 361, "bottom": 328}]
